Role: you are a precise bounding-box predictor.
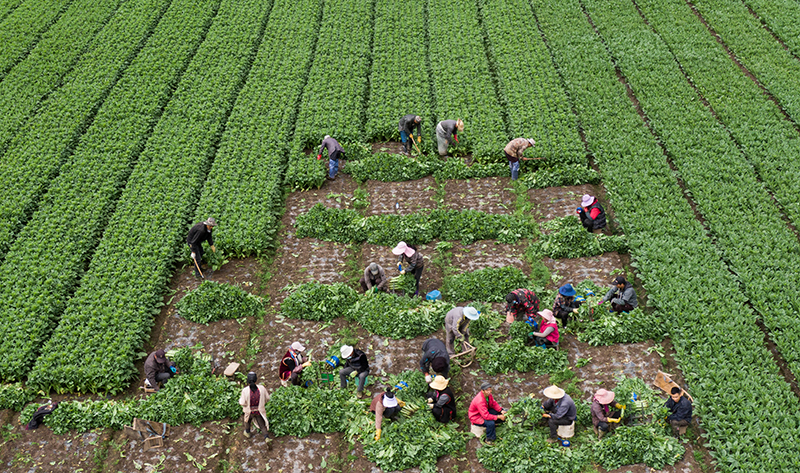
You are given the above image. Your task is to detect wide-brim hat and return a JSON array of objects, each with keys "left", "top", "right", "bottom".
[
  {"left": 581, "top": 194, "right": 594, "bottom": 207},
  {"left": 340, "top": 345, "right": 354, "bottom": 358},
  {"left": 595, "top": 388, "right": 615, "bottom": 405},
  {"left": 463, "top": 306, "right": 479, "bottom": 320},
  {"left": 430, "top": 375, "right": 449, "bottom": 390},
  {"left": 558, "top": 284, "right": 577, "bottom": 297},
  {"left": 538, "top": 309, "right": 555, "bottom": 323},
  {"left": 291, "top": 341, "right": 305, "bottom": 352},
  {"left": 456, "top": 119, "right": 464, "bottom": 132},
  {"left": 527, "top": 138, "right": 536, "bottom": 146},
  {"left": 204, "top": 217, "right": 217, "bottom": 227},
  {"left": 392, "top": 241, "right": 410, "bottom": 256},
  {"left": 543, "top": 385, "right": 566, "bottom": 399}
]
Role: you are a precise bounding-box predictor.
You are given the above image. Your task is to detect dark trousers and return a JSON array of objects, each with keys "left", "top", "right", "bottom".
[
  {"left": 432, "top": 405, "right": 455, "bottom": 423},
  {"left": 548, "top": 416, "right": 573, "bottom": 438},
  {"left": 359, "top": 276, "right": 384, "bottom": 293},
  {"left": 475, "top": 408, "right": 503, "bottom": 441},
  {"left": 597, "top": 410, "right": 621, "bottom": 432},
  {"left": 155, "top": 371, "right": 173, "bottom": 385},
  {"left": 611, "top": 302, "right": 635, "bottom": 313},
  {"left": 190, "top": 244, "right": 204, "bottom": 270},
  {"left": 411, "top": 265, "right": 423, "bottom": 294},
  {"left": 532, "top": 336, "right": 556, "bottom": 349},
  {"left": 340, "top": 367, "right": 369, "bottom": 392},
  {"left": 245, "top": 413, "right": 267, "bottom": 433},
  {"left": 383, "top": 405, "right": 401, "bottom": 421}
]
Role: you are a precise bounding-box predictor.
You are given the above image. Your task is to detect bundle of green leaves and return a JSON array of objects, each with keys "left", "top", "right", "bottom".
[
  {"left": 176, "top": 281, "right": 265, "bottom": 324},
  {"left": 479, "top": 339, "right": 568, "bottom": 375},
  {"left": 468, "top": 304, "right": 503, "bottom": 341},
  {"left": 385, "top": 370, "right": 429, "bottom": 404},
  {"left": 294, "top": 203, "right": 362, "bottom": 241},
  {"left": 388, "top": 272, "right": 418, "bottom": 296},
  {"left": 441, "top": 266, "right": 531, "bottom": 302},
  {"left": 611, "top": 375, "right": 671, "bottom": 422},
  {"left": 519, "top": 164, "right": 600, "bottom": 189},
  {"left": 577, "top": 308, "right": 667, "bottom": 346},
  {"left": 593, "top": 424, "right": 685, "bottom": 470},
  {"left": 530, "top": 215, "right": 627, "bottom": 259},
  {"left": 280, "top": 282, "right": 359, "bottom": 321},
  {"left": 477, "top": 427, "right": 589, "bottom": 473},
  {"left": 265, "top": 385, "right": 358, "bottom": 437},
  {"left": 0, "top": 383, "right": 34, "bottom": 411},
  {"left": 348, "top": 293, "right": 452, "bottom": 339}
]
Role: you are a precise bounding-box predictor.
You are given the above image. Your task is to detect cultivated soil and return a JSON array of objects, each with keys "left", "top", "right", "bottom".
[{"left": 0, "top": 173, "right": 716, "bottom": 473}]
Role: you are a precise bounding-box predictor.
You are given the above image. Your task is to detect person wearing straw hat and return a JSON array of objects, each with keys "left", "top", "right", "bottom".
[
  {"left": 339, "top": 345, "right": 370, "bottom": 399},
  {"left": 541, "top": 385, "right": 576, "bottom": 443},
  {"left": 279, "top": 341, "right": 311, "bottom": 387},
  {"left": 393, "top": 241, "right": 424, "bottom": 296},
  {"left": 398, "top": 114, "right": 422, "bottom": 154},
  {"left": 529, "top": 310, "right": 559, "bottom": 349},
  {"left": 505, "top": 288, "right": 540, "bottom": 324},
  {"left": 591, "top": 388, "right": 624, "bottom": 439},
  {"left": 553, "top": 283, "right": 582, "bottom": 328},
  {"left": 144, "top": 348, "right": 176, "bottom": 392},
  {"left": 598, "top": 275, "right": 638, "bottom": 313},
  {"left": 187, "top": 217, "right": 216, "bottom": 278},
  {"left": 468, "top": 382, "right": 506, "bottom": 444},
  {"left": 360, "top": 262, "right": 388, "bottom": 293},
  {"left": 239, "top": 371, "right": 272, "bottom": 448},
  {"left": 426, "top": 376, "right": 456, "bottom": 423},
  {"left": 503, "top": 137, "right": 536, "bottom": 180},
  {"left": 577, "top": 194, "right": 606, "bottom": 233},
  {"left": 370, "top": 387, "right": 406, "bottom": 441},
  {"left": 316, "top": 135, "right": 345, "bottom": 181},
  {"left": 435, "top": 119, "right": 464, "bottom": 156},
  {"left": 420, "top": 337, "right": 451, "bottom": 380},
  {"left": 444, "top": 306, "right": 480, "bottom": 356}
]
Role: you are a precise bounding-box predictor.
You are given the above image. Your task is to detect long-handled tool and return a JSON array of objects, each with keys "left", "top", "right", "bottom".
[
  {"left": 192, "top": 256, "right": 205, "bottom": 279},
  {"left": 409, "top": 132, "right": 423, "bottom": 155}
]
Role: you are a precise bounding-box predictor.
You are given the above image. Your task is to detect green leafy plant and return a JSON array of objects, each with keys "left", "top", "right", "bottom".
[
  {"left": 280, "top": 282, "right": 359, "bottom": 322},
  {"left": 441, "top": 266, "right": 531, "bottom": 302},
  {"left": 529, "top": 215, "right": 627, "bottom": 259},
  {"left": 479, "top": 339, "right": 568, "bottom": 376},
  {"left": 0, "top": 383, "right": 34, "bottom": 411},
  {"left": 176, "top": 281, "right": 265, "bottom": 324},
  {"left": 593, "top": 424, "right": 684, "bottom": 470},
  {"left": 348, "top": 294, "right": 452, "bottom": 339}
]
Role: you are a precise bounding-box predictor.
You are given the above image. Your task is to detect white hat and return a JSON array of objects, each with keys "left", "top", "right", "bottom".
[
  {"left": 291, "top": 341, "right": 305, "bottom": 352},
  {"left": 392, "top": 241, "right": 415, "bottom": 257},
  {"left": 543, "top": 385, "right": 566, "bottom": 399},
  {"left": 204, "top": 217, "right": 217, "bottom": 227},
  {"left": 340, "top": 345, "right": 354, "bottom": 358},
  {"left": 324, "top": 135, "right": 330, "bottom": 140},
  {"left": 463, "top": 307, "right": 479, "bottom": 320},
  {"left": 527, "top": 139, "right": 536, "bottom": 147}
]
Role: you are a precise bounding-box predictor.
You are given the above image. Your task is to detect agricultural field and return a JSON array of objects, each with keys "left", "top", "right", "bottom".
[{"left": 1, "top": 0, "right": 799, "bottom": 471}]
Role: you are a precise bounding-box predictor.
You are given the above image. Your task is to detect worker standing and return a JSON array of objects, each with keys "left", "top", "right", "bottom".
[
  {"left": 426, "top": 376, "right": 456, "bottom": 423},
  {"left": 529, "top": 309, "right": 559, "bottom": 349},
  {"left": 144, "top": 349, "right": 176, "bottom": 392},
  {"left": 278, "top": 341, "right": 311, "bottom": 387},
  {"left": 504, "top": 288, "right": 540, "bottom": 323},
  {"left": 360, "top": 263, "right": 388, "bottom": 293},
  {"left": 370, "top": 388, "right": 406, "bottom": 441},
  {"left": 444, "top": 306, "right": 479, "bottom": 356},
  {"left": 541, "top": 385, "right": 576, "bottom": 443},
  {"left": 435, "top": 119, "right": 463, "bottom": 156},
  {"left": 591, "top": 388, "right": 624, "bottom": 439},
  {"left": 468, "top": 382, "right": 506, "bottom": 445},
  {"left": 339, "top": 345, "right": 370, "bottom": 399},
  {"left": 503, "top": 138, "right": 536, "bottom": 180},
  {"left": 392, "top": 241, "right": 424, "bottom": 296},
  {"left": 187, "top": 217, "right": 216, "bottom": 278},
  {"left": 598, "top": 275, "right": 638, "bottom": 313},
  {"left": 664, "top": 386, "right": 693, "bottom": 437},
  {"left": 552, "top": 283, "right": 581, "bottom": 328},
  {"left": 577, "top": 194, "right": 607, "bottom": 233},
  {"left": 398, "top": 114, "right": 422, "bottom": 154},
  {"left": 238, "top": 372, "right": 272, "bottom": 448},
  {"left": 419, "top": 337, "right": 451, "bottom": 380},
  {"left": 317, "top": 135, "right": 345, "bottom": 181}
]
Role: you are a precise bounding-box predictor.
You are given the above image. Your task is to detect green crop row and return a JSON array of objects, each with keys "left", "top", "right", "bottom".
[
  {"left": 0, "top": 0, "right": 121, "bottom": 156},
  {"left": 0, "top": 0, "right": 199, "bottom": 383},
  {"left": 295, "top": 203, "right": 537, "bottom": 245},
  {"left": 478, "top": 0, "right": 584, "bottom": 166},
  {"left": 534, "top": 0, "right": 800, "bottom": 470},
  {"left": 441, "top": 266, "right": 531, "bottom": 302},
  {"left": 586, "top": 0, "right": 800, "bottom": 387},
  {"left": 0, "top": 0, "right": 72, "bottom": 81},
  {"left": 0, "top": 0, "right": 175, "bottom": 261},
  {"left": 364, "top": 0, "right": 432, "bottom": 142},
  {"left": 742, "top": 0, "right": 800, "bottom": 58},
  {"left": 690, "top": 0, "right": 800, "bottom": 124},
  {"left": 0, "top": 0, "right": 25, "bottom": 24},
  {"left": 427, "top": 0, "right": 507, "bottom": 162},
  {"left": 27, "top": 0, "right": 273, "bottom": 394},
  {"left": 192, "top": 0, "right": 322, "bottom": 257}
]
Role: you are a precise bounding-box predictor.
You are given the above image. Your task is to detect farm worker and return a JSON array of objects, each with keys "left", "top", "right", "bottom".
[
  {"left": 541, "top": 385, "right": 576, "bottom": 443},
  {"left": 504, "top": 288, "right": 540, "bottom": 323},
  {"left": 444, "top": 306, "right": 479, "bottom": 356},
  {"left": 577, "top": 194, "right": 606, "bottom": 233},
  {"left": 392, "top": 241, "right": 424, "bottom": 296},
  {"left": 529, "top": 309, "right": 559, "bottom": 349},
  {"left": 339, "top": 345, "right": 371, "bottom": 399},
  {"left": 664, "top": 386, "right": 693, "bottom": 437},
  {"left": 187, "top": 217, "right": 216, "bottom": 278},
  {"left": 238, "top": 372, "right": 272, "bottom": 447},
  {"left": 598, "top": 275, "right": 638, "bottom": 313},
  {"left": 552, "top": 283, "right": 581, "bottom": 328},
  {"left": 398, "top": 114, "right": 422, "bottom": 154},
  {"left": 468, "top": 382, "right": 506, "bottom": 444},
  {"left": 426, "top": 375, "right": 456, "bottom": 423},
  {"left": 420, "top": 337, "right": 451, "bottom": 379},
  {"left": 24, "top": 402, "right": 59, "bottom": 430},
  {"left": 360, "top": 262, "right": 388, "bottom": 293},
  {"left": 435, "top": 119, "right": 464, "bottom": 156},
  {"left": 144, "top": 349, "right": 176, "bottom": 392},
  {"left": 317, "top": 135, "right": 345, "bottom": 181},
  {"left": 591, "top": 388, "right": 624, "bottom": 439},
  {"left": 503, "top": 138, "right": 536, "bottom": 180},
  {"left": 279, "top": 341, "right": 311, "bottom": 387},
  {"left": 370, "top": 388, "right": 406, "bottom": 441}
]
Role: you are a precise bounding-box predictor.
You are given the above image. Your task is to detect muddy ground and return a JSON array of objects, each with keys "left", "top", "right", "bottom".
[{"left": 0, "top": 174, "right": 715, "bottom": 472}]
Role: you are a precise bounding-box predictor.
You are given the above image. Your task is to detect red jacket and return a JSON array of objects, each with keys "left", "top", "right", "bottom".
[{"left": 468, "top": 392, "right": 503, "bottom": 424}]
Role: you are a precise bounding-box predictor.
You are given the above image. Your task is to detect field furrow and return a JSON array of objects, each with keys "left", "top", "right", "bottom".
[
  {"left": 192, "top": 0, "right": 323, "bottom": 257},
  {"left": 534, "top": 0, "right": 800, "bottom": 470},
  {"left": 27, "top": 0, "right": 273, "bottom": 394},
  {"left": 0, "top": 0, "right": 25, "bottom": 25},
  {"left": 743, "top": 0, "right": 800, "bottom": 58},
  {"left": 0, "top": 0, "right": 123, "bottom": 157}
]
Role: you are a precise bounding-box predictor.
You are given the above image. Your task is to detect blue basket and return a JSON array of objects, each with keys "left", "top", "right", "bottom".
[{"left": 426, "top": 290, "right": 441, "bottom": 301}]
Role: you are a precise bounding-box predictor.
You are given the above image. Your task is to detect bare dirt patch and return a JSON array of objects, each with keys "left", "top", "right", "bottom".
[
  {"left": 365, "top": 176, "right": 438, "bottom": 215},
  {"left": 528, "top": 183, "right": 601, "bottom": 222},
  {"left": 442, "top": 177, "right": 515, "bottom": 214}
]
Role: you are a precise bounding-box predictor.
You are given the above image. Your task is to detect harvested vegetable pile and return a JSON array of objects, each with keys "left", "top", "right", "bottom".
[
  {"left": 176, "top": 280, "right": 265, "bottom": 324},
  {"left": 280, "top": 282, "right": 359, "bottom": 321},
  {"left": 529, "top": 215, "right": 627, "bottom": 259},
  {"left": 441, "top": 266, "right": 532, "bottom": 302}
]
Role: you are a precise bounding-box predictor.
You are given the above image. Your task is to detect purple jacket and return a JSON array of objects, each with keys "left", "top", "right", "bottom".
[{"left": 318, "top": 137, "right": 343, "bottom": 156}]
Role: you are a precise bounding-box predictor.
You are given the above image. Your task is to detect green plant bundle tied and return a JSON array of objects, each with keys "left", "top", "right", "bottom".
[
  {"left": 529, "top": 215, "right": 627, "bottom": 259},
  {"left": 388, "top": 272, "right": 417, "bottom": 296},
  {"left": 594, "top": 424, "right": 685, "bottom": 470},
  {"left": 479, "top": 339, "right": 568, "bottom": 375},
  {"left": 441, "top": 266, "right": 532, "bottom": 303},
  {"left": 176, "top": 281, "right": 265, "bottom": 324},
  {"left": 280, "top": 282, "right": 359, "bottom": 322},
  {"left": 385, "top": 370, "right": 429, "bottom": 404},
  {"left": 519, "top": 164, "right": 600, "bottom": 189},
  {"left": 0, "top": 383, "right": 34, "bottom": 411},
  {"left": 349, "top": 293, "right": 453, "bottom": 339}
]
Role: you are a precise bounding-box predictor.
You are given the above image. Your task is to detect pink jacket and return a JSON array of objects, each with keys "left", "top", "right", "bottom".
[
  {"left": 239, "top": 385, "right": 269, "bottom": 427},
  {"left": 468, "top": 392, "right": 503, "bottom": 424}
]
